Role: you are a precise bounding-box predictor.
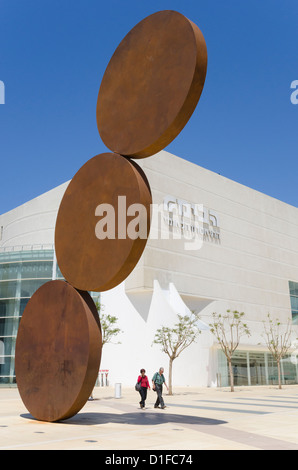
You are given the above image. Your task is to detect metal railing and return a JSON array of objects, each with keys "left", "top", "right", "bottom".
[{"left": 0, "top": 244, "right": 54, "bottom": 253}]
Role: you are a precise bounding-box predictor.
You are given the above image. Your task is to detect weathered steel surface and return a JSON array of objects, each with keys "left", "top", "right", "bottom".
[
  {"left": 15, "top": 281, "right": 102, "bottom": 422},
  {"left": 96, "top": 10, "right": 207, "bottom": 158},
  {"left": 55, "top": 152, "right": 152, "bottom": 292},
  {"left": 16, "top": 10, "right": 207, "bottom": 423}
]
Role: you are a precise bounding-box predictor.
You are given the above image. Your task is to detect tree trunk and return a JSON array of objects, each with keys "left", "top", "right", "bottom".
[
  {"left": 228, "top": 359, "right": 234, "bottom": 392},
  {"left": 277, "top": 360, "right": 282, "bottom": 389},
  {"left": 168, "top": 357, "right": 173, "bottom": 395}
]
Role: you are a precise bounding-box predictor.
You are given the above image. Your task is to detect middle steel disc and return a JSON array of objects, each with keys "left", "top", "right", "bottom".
[{"left": 55, "top": 153, "right": 152, "bottom": 292}]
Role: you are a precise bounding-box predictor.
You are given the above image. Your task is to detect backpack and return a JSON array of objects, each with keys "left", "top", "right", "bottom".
[{"left": 135, "top": 377, "right": 142, "bottom": 391}]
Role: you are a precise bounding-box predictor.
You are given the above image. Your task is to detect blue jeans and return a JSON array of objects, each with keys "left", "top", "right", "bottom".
[{"left": 154, "top": 384, "right": 164, "bottom": 407}]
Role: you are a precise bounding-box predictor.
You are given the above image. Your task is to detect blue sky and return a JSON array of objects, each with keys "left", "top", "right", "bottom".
[{"left": 0, "top": 0, "right": 297, "bottom": 214}]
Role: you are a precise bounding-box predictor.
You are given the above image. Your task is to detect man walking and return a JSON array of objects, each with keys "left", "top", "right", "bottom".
[{"left": 152, "top": 367, "right": 168, "bottom": 409}]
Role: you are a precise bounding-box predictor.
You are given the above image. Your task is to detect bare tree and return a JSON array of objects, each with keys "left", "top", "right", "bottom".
[
  {"left": 95, "top": 298, "right": 122, "bottom": 347},
  {"left": 209, "top": 310, "right": 250, "bottom": 392},
  {"left": 152, "top": 312, "right": 201, "bottom": 395},
  {"left": 262, "top": 314, "right": 295, "bottom": 389}
]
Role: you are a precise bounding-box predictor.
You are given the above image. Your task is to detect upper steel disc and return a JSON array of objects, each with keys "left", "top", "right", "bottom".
[
  {"left": 96, "top": 10, "right": 207, "bottom": 158},
  {"left": 15, "top": 280, "right": 102, "bottom": 422},
  {"left": 55, "top": 153, "right": 152, "bottom": 292}
]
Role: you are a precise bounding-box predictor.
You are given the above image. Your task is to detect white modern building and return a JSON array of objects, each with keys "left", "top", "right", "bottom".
[{"left": 1, "top": 150, "right": 298, "bottom": 388}]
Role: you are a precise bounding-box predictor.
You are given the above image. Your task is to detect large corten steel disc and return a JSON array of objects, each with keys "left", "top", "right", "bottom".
[
  {"left": 15, "top": 281, "right": 102, "bottom": 422},
  {"left": 55, "top": 152, "right": 152, "bottom": 292},
  {"left": 96, "top": 10, "right": 207, "bottom": 158}
]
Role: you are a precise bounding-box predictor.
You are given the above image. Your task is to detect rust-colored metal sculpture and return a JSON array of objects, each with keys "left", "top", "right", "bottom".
[
  {"left": 96, "top": 10, "right": 207, "bottom": 158},
  {"left": 15, "top": 281, "right": 102, "bottom": 422},
  {"left": 15, "top": 9, "right": 207, "bottom": 422},
  {"left": 55, "top": 153, "right": 152, "bottom": 292}
]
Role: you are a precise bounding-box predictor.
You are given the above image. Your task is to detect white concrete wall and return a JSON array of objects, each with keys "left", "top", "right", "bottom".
[
  {"left": 129, "top": 151, "right": 298, "bottom": 326},
  {"left": 0, "top": 181, "right": 69, "bottom": 249},
  {"left": 99, "top": 280, "right": 212, "bottom": 388}
]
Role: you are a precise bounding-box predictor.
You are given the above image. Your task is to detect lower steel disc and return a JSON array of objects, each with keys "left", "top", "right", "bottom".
[{"left": 15, "top": 280, "right": 102, "bottom": 422}]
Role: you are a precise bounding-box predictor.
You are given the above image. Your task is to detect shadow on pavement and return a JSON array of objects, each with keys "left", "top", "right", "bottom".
[{"left": 21, "top": 412, "right": 227, "bottom": 427}]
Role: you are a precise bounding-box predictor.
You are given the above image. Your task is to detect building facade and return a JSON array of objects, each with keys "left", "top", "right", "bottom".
[{"left": 1, "top": 150, "right": 298, "bottom": 388}]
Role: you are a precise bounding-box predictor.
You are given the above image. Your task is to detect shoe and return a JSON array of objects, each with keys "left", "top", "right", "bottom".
[
  {"left": 154, "top": 404, "right": 159, "bottom": 408},
  {"left": 161, "top": 405, "right": 166, "bottom": 409}
]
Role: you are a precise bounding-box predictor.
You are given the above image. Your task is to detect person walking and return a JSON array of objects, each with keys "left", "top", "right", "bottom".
[
  {"left": 137, "top": 368, "right": 151, "bottom": 409},
  {"left": 152, "top": 367, "right": 168, "bottom": 409}
]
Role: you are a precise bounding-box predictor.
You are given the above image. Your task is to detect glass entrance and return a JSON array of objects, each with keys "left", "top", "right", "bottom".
[
  {"left": 217, "top": 349, "right": 298, "bottom": 387},
  {"left": 249, "top": 352, "right": 267, "bottom": 385},
  {"left": 230, "top": 351, "right": 248, "bottom": 386}
]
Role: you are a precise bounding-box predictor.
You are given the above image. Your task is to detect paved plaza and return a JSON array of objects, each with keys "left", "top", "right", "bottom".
[{"left": 1, "top": 384, "right": 298, "bottom": 450}]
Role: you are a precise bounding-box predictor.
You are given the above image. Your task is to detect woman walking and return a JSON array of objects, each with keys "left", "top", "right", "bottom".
[{"left": 137, "top": 369, "right": 150, "bottom": 409}]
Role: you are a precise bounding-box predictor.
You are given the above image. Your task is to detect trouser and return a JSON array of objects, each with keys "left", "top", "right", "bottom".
[
  {"left": 139, "top": 387, "right": 147, "bottom": 406},
  {"left": 154, "top": 384, "right": 164, "bottom": 407}
]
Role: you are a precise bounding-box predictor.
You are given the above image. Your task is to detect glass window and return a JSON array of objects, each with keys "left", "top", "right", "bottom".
[
  {"left": 230, "top": 351, "right": 249, "bottom": 386},
  {"left": 292, "top": 311, "right": 298, "bottom": 325},
  {"left": 20, "top": 298, "right": 29, "bottom": 316},
  {"left": 20, "top": 279, "right": 49, "bottom": 298},
  {"left": 290, "top": 296, "right": 298, "bottom": 312},
  {"left": 0, "top": 338, "right": 4, "bottom": 360},
  {"left": 267, "top": 354, "right": 279, "bottom": 385},
  {"left": 249, "top": 352, "right": 267, "bottom": 385},
  {"left": 0, "top": 357, "right": 16, "bottom": 384},
  {"left": 20, "top": 261, "right": 53, "bottom": 280},
  {"left": 289, "top": 281, "right": 298, "bottom": 297},
  {"left": 289, "top": 281, "right": 298, "bottom": 324},
  {"left": 216, "top": 350, "right": 229, "bottom": 387},
  {"left": 0, "top": 297, "right": 30, "bottom": 316},
  {"left": 0, "top": 317, "right": 20, "bottom": 337},
  {"left": 0, "top": 281, "right": 18, "bottom": 299},
  {"left": 56, "top": 264, "right": 64, "bottom": 280},
  {"left": 0, "top": 299, "right": 17, "bottom": 317},
  {"left": 0, "top": 357, "right": 11, "bottom": 379},
  {"left": 0, "top": 336, "right": 15, "bottom": 358},
  {"left": 0, "top": 250, "right": 55, "bottom": 386},
  {"left": 0, "top": 263, "right": 20, "bottom": 281},
  {"left": 217, "top": 349, "right": 298, "bottom": 387},
  {"left": 281, "top": 355, "right": 297, "bottom": 384}
]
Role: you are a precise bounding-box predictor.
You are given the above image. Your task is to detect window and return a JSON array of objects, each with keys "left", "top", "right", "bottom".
[
  {"left": 0, "top": 248, "right": 99, "bottom": 386},
  {"left": 289, "top": 281, "right": 298, "bottom": 325},
  {"left": 217, "top": 349, "right": 298, "bottom": 387},
  {"left": 0, "top": 249, "right": 100, "bottom": 387},
  {"left": 0, "top": 249, "right": 55, "bottom": 385}
]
